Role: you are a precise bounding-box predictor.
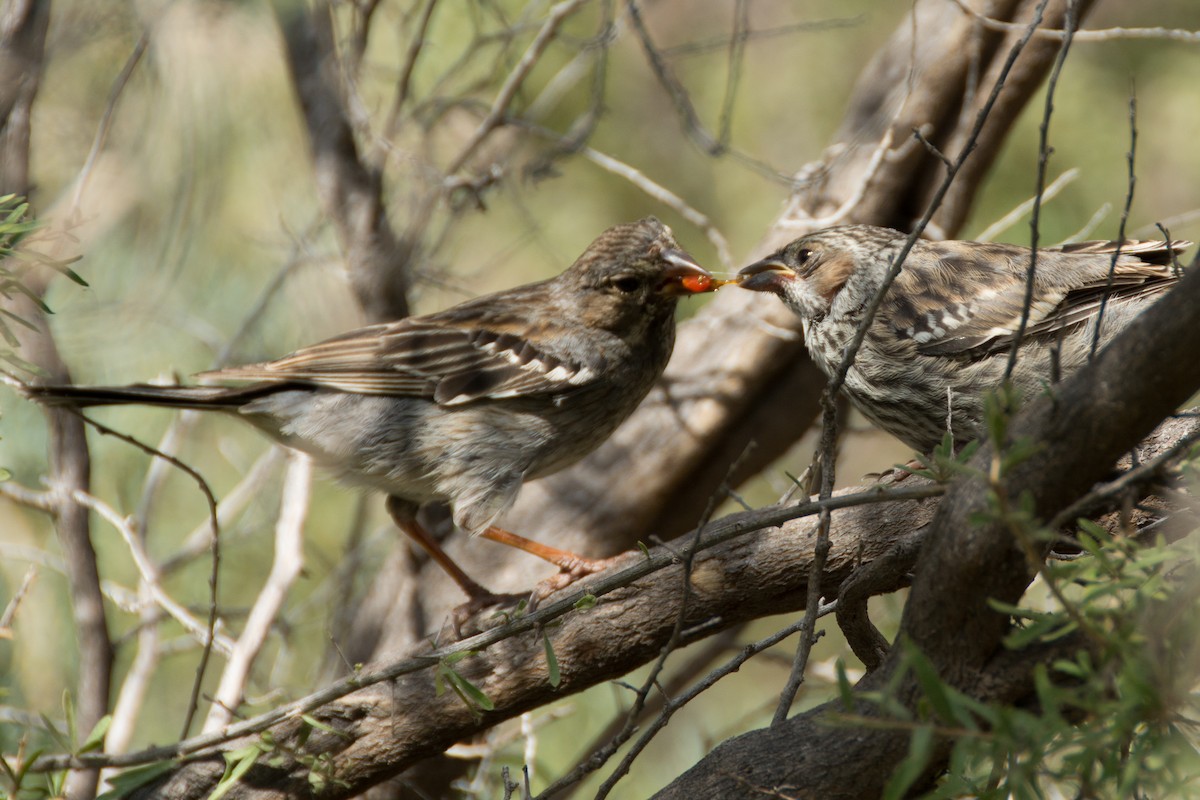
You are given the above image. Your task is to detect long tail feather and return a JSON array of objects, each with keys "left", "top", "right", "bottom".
[{"left": 19, "top": 382, "right": 284, "bottom": 410}]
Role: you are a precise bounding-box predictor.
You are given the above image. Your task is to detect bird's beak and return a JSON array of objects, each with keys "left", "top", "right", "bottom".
[
  {"left": 736, "top": 258, "right": 796, "bottom": 293},
  {"left": 657, "top": 250, "right": 718, "bottom": 295}
]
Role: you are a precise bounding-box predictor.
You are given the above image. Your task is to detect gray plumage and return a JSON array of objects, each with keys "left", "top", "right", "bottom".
[{"left": 27, "top": 218, "right": 712, "bottom": 546}]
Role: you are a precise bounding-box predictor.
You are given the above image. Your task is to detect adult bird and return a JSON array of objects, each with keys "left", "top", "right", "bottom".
[{"left": 25, "top": 218, "right": 717, "bottom": 604}]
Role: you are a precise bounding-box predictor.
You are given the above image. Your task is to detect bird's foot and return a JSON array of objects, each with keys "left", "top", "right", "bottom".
[
  {"left": 529, "top": 552, "right": 637, "bottom": 607},
  {"left": 864, "top": 458, "right": 924, "bottom": 485},
  {"left": 448, "top": 589, "right": 530, "bottom": 637}
]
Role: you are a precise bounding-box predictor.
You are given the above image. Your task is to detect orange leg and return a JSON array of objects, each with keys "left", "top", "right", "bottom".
[
  {"left": 479, "top": 526, "right": 606, "bottom": 574},
  {"left": 386, "top": 496, "right": 496, "bottom": 600},
  {"left": 480, "top": 526, "right": 631, "bottom": 599}
]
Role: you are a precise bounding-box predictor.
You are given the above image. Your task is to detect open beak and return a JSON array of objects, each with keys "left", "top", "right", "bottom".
[
  {"left": 658, "top": 250, "right": 718, "bottom": 295},
  {"left": 736, "top": 258, "right": 796, "bottom": 293}
]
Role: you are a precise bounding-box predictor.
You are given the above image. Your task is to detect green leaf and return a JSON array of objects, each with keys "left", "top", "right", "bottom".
[
  {"left": 544, "top": 632, "right": 561, "bottom": 688},
  {"left": 835, "top": 660, "right": 854, "bottom": 709},
  {"left": 210, "top": 744, "right": 263, "bottom": 800},
  {"left": 446, "top": 668, "right": 494, "bottom": 712},
  {"left": 300, "top": 714, "right": 342, "bottom": 737},
  {"left": 882, "top": 724, "right": 934, "bottom": 800},
  {"left": 573, "top": 594, "right": 597, "bottom": 610},
  {"left": 79, "top": 714, "right": 112, "bottom": 753},
  {"left": 39, "top": 711, "right": 70, "bottom": 750},
  {"left": 96, "top": 761, "right": 176, "bottom": 800},
  {"left": 904, "top": 642, "right": 957, "bottom": 724}
]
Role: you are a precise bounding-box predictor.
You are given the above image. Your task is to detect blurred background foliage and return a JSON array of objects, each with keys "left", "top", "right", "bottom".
[{"left": 2, "top": 0, "right": 1199, "bottom": 796}]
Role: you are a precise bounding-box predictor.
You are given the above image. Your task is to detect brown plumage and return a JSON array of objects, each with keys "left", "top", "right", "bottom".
[
  {"left": 26, "top": 218, "right": 715, "bottom": 602},
  {"left": 738, "top": 225, "right": 1189, "bottom": 451}
]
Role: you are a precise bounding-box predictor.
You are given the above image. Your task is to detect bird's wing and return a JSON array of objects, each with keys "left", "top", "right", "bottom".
[
  {"left": 203, "top": 316, "right": 603, "bottom": 406},
  {"left": 887, "top": 239, "right": 1185, "bottom": 358}
]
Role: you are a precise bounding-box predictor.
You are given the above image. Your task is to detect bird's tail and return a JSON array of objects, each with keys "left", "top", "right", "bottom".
[{"left": 13, "top": 379, "right": 283, "bottom": 411}]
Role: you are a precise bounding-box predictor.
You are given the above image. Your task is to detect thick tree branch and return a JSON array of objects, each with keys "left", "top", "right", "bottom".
[
  {"left": 2, "top": 3, "right": 113, "bottom": 799},
  {"left": 275, "top": 1, "right": 412, "bottom": 323}
]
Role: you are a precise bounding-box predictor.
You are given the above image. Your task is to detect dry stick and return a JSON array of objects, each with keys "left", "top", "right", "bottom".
[
  {"left": 71, "top": 29, "right": 149, "bottom": 213},
  {"left": 1005, "top": 0, "right": 1077, "bottom": 381},
  {"left": 444, "top": 0, "right": 590, "bottom": 176},
  {"left": 0, "top": 565, "right": 38, "bottom": 635},
  {"left": 947, "top": 0, "right": 1200, "bottom": 43},
  {"left": 603, "top": 601, "right": 838, "bottom": 796},
  {"left": 1089, "top": 92, "right": 1138, "bottom": 360},
  {"left": 28, "top": 482, "right": 944, "bottom": 774},
  {"left": 589, "top": 446, "right": 760, "bottom": 800},
  {"left": 975, "top": 167, "right": 1079, "bottom": 242},
  {"left": 51, "top": 407, "right": 224, "bottom": 739},
  {"left": 554, "top": 628, "right": 745, "bottom": 800},
  {"left": 623, "top": 0, "right": 794, "bottom": 186},
  {"left": 379, "top": 0, "right": 442, "bottom": 154},
  {"left": 204, "top": 454, "right": 312, "bottom": 732},
  {"left": 773, "top": 0, "right": 1054, "bottom": 724},
  {"left": 578, "top": 145, "right": 734, "bottom": 270},
  {"left": 1049, "top": 423, "right": 1200, "bottom": 530},
  {"left": 716, "top": 0, "right": 750, "bottom": 149},
  {"left": 69, "top": 490, "right": 234, "bottom": 656},
  {"left": 108, "top": 240, "right": 312, "bottom": 749}
]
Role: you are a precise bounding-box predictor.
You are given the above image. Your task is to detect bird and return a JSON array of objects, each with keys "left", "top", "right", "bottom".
[
  {"left": 737, "top": 225, "right": 1190, "bottom": 452},
  {"left": 23, "top": 218, "right": 717, "bottom": 604}
]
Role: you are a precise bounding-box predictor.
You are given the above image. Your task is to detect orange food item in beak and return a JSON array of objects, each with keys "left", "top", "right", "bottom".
[{"left": 680, "top": 275, "right": 739, "bottom": 293}]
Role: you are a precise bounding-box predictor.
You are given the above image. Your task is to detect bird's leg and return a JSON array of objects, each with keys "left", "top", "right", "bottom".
[
  {"left": 479, "top": 526, "right": 630, "bottom": 599},
  {"left": 385, "top": 496, "right": 499, "bottom": 602},
  {"left": 479, "top": 526, "right": 606, "bottom": 574}
]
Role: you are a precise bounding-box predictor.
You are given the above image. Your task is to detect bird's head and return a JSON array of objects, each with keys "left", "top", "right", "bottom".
[
  {"left": 567, "top": 217, "right": 717, "bottom": 331},
  {"left": 737, "top": 226, "right": 902, "bottom": 322}
]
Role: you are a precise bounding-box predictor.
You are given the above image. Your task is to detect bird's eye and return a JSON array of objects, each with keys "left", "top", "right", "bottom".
[
  {"left": 611, "top": 275, "right": 640, "bottom": 293},
  {"left": 795, "top": 248, "right": 813, "bottom": 264}
]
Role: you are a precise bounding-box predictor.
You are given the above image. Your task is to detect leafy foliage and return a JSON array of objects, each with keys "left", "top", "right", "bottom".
[
  {"left": 853, "top": 432, "right": 1200, "bottom": 799},
  {"left": 0, "top": 194, "right": 86, "bottom": 373}
]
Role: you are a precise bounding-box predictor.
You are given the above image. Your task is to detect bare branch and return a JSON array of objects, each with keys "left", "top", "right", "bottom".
[{"left": 203, "top": 454, "right": 312, "bottom": 732}]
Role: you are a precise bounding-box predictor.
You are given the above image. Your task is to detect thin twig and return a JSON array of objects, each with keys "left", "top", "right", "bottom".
[
  {"left": 949, "top": 0, "right": 1200, "bottom": 43},
  {"left": 445, "top": 0, "right": 590, "bottom": 176},
  {"left": 598, "top": 604, "right": 836, "bottom": 799},
  {"left": 592, "top": 445, "right": 755, "bottom": 800},
  {"left": 1005, "top": 0, "right": 1077, "bottom": 380},
  {"left": 1049, "top": 424, "right": 1200, "bottom": 529},
  {"left": 203, "top": 454, "right": 312, "bottom": 732},
  {"left": 1089, "top": 90, "right": 1137, "bottom": 359},
  {"left": 975, "top": 168, "right": 1080, "bottom": 242},
  {"left": 578, "top": 146, "right": 733, "bottom": 270},
  {"left": 69, "top": 490, "right": 234, "bottom": 657},
  {"left": 0, "top": 565, "right": 38, "bottom": 636},
  {"left": 72, "top": 29, "right": 149, "bottom": 213},
  {"left": 51, "top": 406, "right": 224, "bottom": 738}
]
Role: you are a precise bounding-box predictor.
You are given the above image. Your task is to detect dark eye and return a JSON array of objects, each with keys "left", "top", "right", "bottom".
[
  {"left": 611, "top": 275, "right": 640, "bottom": 293},
  {"left": 795, "top": 248, "right": 813, "bottom": 265}
]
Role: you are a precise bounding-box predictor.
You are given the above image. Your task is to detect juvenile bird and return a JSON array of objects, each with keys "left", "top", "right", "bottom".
[
  {"left": 26, "top": 218, "right": 716, "bottom": 603},
  {"left": 738, "top": 225, "right": 1189, "bottom": 451}
]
